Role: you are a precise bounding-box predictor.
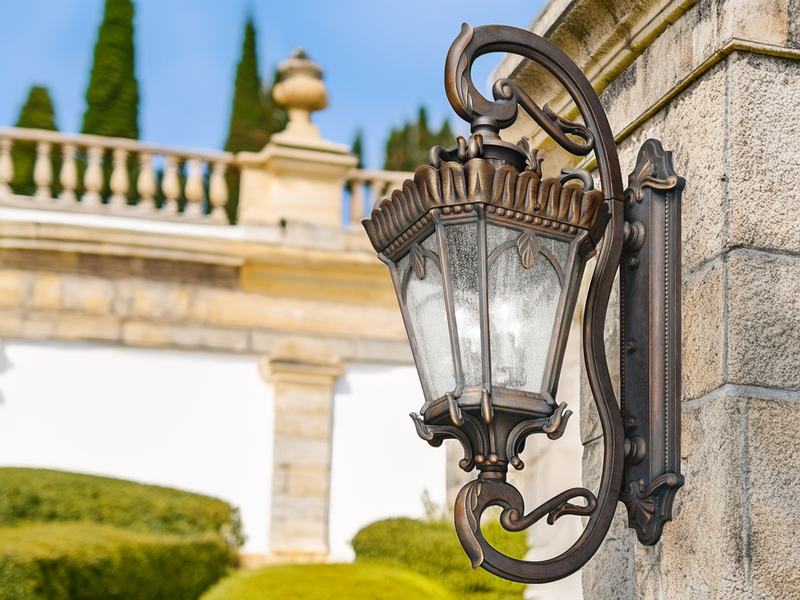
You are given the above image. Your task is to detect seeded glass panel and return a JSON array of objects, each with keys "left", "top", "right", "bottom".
[
  {"left": 487, "top": 224, "right": 567, "bottom": 393},
  {"left": 402, "top": 233, "right": 455, "bottom": 401},
  {"left": 444, "top": 222, "right": 482, "bottom": 387}
]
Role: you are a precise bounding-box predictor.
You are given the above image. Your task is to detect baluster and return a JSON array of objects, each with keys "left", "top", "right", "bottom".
[
  {"left": 136, "top": 152, "right": 156, "bottom": 212},
  {"left": 350, "top": 178, "right": 365, "bottom": 226},
  {"left": 208, "top": 161, "right": 229, "bottom": 222},
  {"left": 183, "top": 158, "right": 204, "bottom": 217},
  {"left": 108, "top": 148, "right": 129, "bottom": 209},
  {"left": 82, "top": 145, "right": 104, "bottom": 206},
  {"left": 161, "top": 155, "right": 180, "bottom": 214},
  {"left": 58, "top": 143, "right": 78, "bottom": 204},
  {"left": 367, "top": 180, "right": 388, "bottom": 211},
  {"left": 33, "top": 141, "right": 52, "bottom": 200},
  {"left": 0, "top": 139, "right": 13, "bottom": 198}
]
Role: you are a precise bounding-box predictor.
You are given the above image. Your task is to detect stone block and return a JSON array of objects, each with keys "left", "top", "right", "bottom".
[
  {"left": 55, "top": 315, "right": 121, "bottom": 341},
  {"left": 747, "top": 395, "right": 800, "bottom": 600},
  {"left": 614, "top": 58, "right": 728, "bottom": 271},
  {"left": 0, "top": 271, "right": 26, "bottom": 307},
  {"left": 682, "top": 257, "right": 725, "bottom": 400},
  {"left": 646, "top": 397, "right": 748, "bottom": 599},
  {"left": 61, "top": 276, "right": 115, "bottom": 314},
  {"left": 287, "top": 465, "right": 330, "bottom": 497},
  {"left": 727, "top": 250, "right": 800, "bottom": 390},
  {"left": 727, "top": 52, "right": 800, "bottom": 254},
  {"left": 274, "top": 410, "right": 331, "bottom": 440},
  {"left": 31, "top": 273, "right": 61, "bottom": 310},
  {"left": 271, "top": 495, "right": 327, "bottom": 521},
  {"left": 131, "top": 281, "right": 192, "bottom": 319},
  {"left": 272, "top": 436, "right": 331, "bottom": 467}
]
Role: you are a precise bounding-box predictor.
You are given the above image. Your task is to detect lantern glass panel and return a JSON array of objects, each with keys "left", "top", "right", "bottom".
[
  {"left": 402, "top": 232, "right": 455, "bottom": 401},
  {"left": 487, "top": 224, "right": 568, "bottom": 393},
  {"left": 443, "top": 222, "right": 482, "bottom": 388}
]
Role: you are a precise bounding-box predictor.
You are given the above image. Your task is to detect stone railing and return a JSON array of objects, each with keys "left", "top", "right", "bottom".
[
  {"left": 0, "top": 127, "right": 233, "bottom": 223},
  {"left": 0, "top": 127, "right": 413, "bottom": 229},
  {"left": 345, "top": 169, "right": 413, "bottom": 227}
]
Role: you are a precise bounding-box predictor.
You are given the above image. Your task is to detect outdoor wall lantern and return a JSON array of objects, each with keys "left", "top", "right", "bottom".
[{"left": 363, "top": 24, "right": 685, "bottom": 584}]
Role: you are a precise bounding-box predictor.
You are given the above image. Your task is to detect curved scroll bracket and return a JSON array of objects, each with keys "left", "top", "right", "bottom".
[{"left": 454, "top": 478, "right": 598, "bottom": 583}]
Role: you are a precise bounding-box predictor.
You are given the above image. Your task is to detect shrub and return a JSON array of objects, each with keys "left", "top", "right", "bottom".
[
  {"left": 0, "top": 468, "right": 243, "bottom": 546},
  {"left": 352, "top": 517, "right": 527, "bottom": 600},
  {"left": 200, "top": 563, "right": 454, "bottom": 600},
  {"left": 0, "top": 522, "right": 233, "bottom": 600}
]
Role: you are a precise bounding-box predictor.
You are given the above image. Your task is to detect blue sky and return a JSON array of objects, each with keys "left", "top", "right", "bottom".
[{"left": 0, "top": 0, "right": 546, "bottom": 169}]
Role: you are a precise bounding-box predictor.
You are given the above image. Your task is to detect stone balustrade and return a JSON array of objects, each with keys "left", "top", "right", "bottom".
[
  {"left": 0, "top": 127, "right": 233, "bottom": 223},
  {"left": 0, "top": 127, "right": 412, "bottom": 231},
  {"left": 344, "top": 169, "right": 413, "bottom": 227}
]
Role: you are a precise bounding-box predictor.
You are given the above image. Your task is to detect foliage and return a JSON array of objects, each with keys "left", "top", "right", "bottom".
[
  {"left": 81, "top": 0, "right": 139, "bottom": 139},
  {"left": 0, "top": 522, "right": 233, "bottom": 600},
  {"left": 223, "top": 18, "right": 288, "bottom": 223},
  {"left": 352, "top": 517, "right": 527, "bottom": 600},
  {"left": 11, "top": 86, "right": 59, "bottom": 196},
  {"left": 383, "top": 107, "right": 454, "bottom": 171},
  {"left": 351, "top": 130, "right": 364, "bottom": 169},
  {"left": 0, "top": 468, "right": 243, "bottom": 547},
  {"left": 200, "top": 563, "right": 453, "bottom": 600}
]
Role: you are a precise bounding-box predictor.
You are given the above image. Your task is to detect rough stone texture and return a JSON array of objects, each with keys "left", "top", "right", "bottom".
[
  {"left": 614, "top": 59, "right": 728, "bottom": 271},
  {"left": 747, "top": 395, "right": 800, "bottom": 599},
  {"left": 727, "top": 250, "right": 800, "bottom": 391},
  {"left": 682, "top": 257, "right": 725, "bottom": 400},
  {"left": 727, "top": 52, "right": 800, "bottom": 254},
  {"left": 581, "top": 439, "right": 637, "bottom": 600}
]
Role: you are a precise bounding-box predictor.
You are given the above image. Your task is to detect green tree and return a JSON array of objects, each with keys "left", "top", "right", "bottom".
[
  {"left": 11, "top": 86, "right": 59, "bottom": 196},
  {"left": 351, "top": 130, "right": 364, "bottom": 169},
  {"left": 81, "top": 0, "right": 139, "bottom": 139},
  {"left": 384, "top": 108, "right": 454, "bottom": 171},
  {"left": 223, "top": 18, "right": 287, "bottom": 223}
]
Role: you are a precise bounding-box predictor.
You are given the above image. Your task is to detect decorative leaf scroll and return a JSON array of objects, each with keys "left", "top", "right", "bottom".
[
  {"left": 517, "top": 231, "right": 540, "bottom": 269},
  {"left": 410, "top": 243, "right": 425, "bottom": 280}
]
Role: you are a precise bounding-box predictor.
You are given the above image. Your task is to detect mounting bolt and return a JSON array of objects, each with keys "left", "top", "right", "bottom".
[
  {"left": 628, "top": 257, "right": 640, "bottom": 269},
  {"left": 623, "top": 220, "right": 646, "bottom": 251},
  {"left": 626, "top": 340, "right": 638, "bottom": 353}
]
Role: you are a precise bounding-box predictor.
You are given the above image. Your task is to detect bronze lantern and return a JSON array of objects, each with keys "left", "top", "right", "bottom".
[{"left": 363, "top": 23, "right": 685, "bottom": 584}]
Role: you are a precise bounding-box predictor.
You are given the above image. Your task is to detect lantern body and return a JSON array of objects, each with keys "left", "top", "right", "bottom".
[{"left": 366, "top": 157, "right": 607, "bottom": 469}]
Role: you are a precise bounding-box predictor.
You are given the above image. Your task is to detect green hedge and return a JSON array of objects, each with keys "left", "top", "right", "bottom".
[
  {"left": 0, "top": 522, "right": 233, "bottom": 600},
  {"left": 0, "top": 468, "right": 242, "bottom": 545},
  {"left": 352, "top": 517, "right": 527, "bottom": 600},
  {"left": 200, "top": 563, "right": 454, "bottom": 600}
]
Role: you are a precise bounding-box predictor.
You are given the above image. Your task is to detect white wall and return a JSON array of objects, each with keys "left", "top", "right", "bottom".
[
  {"left": 330, "top": 364, "right": 447, "bottom": 560},
  {"left": 0, "top": 340, "right": 274, "bottom": 553},
  {"left": 0, "top": 341, "right": 446, "bottom": 559}
]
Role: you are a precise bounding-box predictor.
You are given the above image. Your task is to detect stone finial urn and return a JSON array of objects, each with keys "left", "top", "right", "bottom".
[{"left": 272, "top": 48, "right": 328, "bottom": 139}]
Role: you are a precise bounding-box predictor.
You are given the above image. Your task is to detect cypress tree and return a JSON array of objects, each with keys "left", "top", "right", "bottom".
[
  {"left": 81, "top": 0, "right": 139, "bottom": 139},
  {"left": 223, "top": 18, "right": 287, "bottom": 223},
  {"left": 12, "top": 86, "right": 59, "bottom": 196},
  {"left": 384, "top": 107, "right": 454, "bottom": 171}
]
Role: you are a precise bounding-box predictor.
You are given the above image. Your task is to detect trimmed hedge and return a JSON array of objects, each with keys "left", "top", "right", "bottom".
[
  {"left": 352, "top": 517, "right": 527, "bottom": 600},
  {"left": 0, "top": 468, "right": 242, "bottom": 545},
  {"left": 0, "top": 522, "right": 233, "bottom": 600},
  {"left": 200, "top": 563, "right": 454, "bottom": 600}
]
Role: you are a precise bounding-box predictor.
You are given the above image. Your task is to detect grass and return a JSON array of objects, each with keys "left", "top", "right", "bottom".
[{"left": 200, "top": 563, "right": 454, "bottom": 600}]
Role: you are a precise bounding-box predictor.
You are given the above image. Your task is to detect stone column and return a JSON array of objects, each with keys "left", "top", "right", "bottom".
[
  {"left": 574, "top": 1, "right": 800, "bottom": 598},
  {"left": 260, "top": 342, "right": 344, "bottom": 562}
]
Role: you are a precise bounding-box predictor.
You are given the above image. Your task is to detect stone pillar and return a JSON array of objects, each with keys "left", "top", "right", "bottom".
[
  {"left": 260, "top": 342, "right": 344, "bottom": 562},
  {"left": 236, "top": 49, "right": 358, "bottom": 228},
  {"left": 573, "top": 1, "right": 800, "bottom": 599}
]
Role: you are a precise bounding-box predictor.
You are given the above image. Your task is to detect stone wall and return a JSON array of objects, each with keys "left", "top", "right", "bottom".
[{"left": 499, "top": 0, "right": 800, "bottom": 597}]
